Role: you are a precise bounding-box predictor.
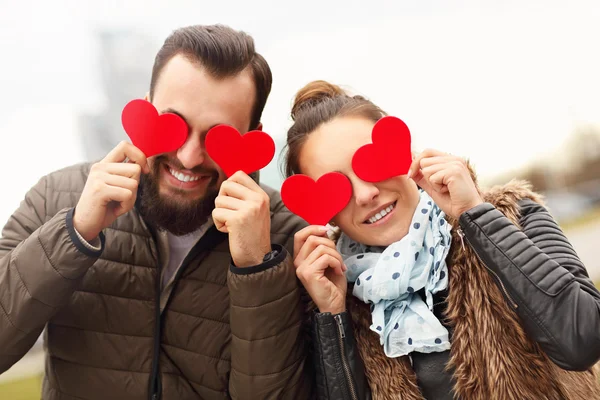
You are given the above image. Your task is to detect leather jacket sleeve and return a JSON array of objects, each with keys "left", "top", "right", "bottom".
[
  {"left": 458, "top": 199, "right": 600, "bottom": 371},
  {"left": 310, "top": 197, "right": 600, "bottom": 398},
  {"left": 311, "top": 310, "right": 371, "bottom": 400}
]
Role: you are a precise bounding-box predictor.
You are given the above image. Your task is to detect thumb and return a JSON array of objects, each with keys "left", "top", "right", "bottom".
[
  {"left": 213, "top": 217, "right": 229, "bottom": 233},
  {"left": 216, "top": 224, "right": 229, "bottom": 233},
  {"left": 410, "top": 170, "right": 433, "bottom": 194}
]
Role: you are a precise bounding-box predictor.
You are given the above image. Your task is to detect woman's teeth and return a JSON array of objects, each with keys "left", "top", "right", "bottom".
[
  {"left": 368, "top": 204, "right": 395, "bottom": 224},
  {"left": 169, "top": 168, "right": 200, "bottom": 182}
]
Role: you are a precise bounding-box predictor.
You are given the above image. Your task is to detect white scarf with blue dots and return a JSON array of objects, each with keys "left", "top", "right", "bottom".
[{"left": 337, "top": 190, "right": 453, "bottom": 358}]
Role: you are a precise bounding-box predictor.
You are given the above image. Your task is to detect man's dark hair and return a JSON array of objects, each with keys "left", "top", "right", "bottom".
[{"left": 149, "top": 24, "right": 272, "bottom": 130}]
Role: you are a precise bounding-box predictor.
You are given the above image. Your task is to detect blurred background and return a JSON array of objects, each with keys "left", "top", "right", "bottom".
[{"left": 1, "top": 0, "right": 599, "bottom": 397}]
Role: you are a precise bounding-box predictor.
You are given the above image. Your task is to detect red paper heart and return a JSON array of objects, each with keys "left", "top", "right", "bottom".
[
  {"left": 205, "top": 125, "right": 275, "bottom": 177},
  {"left": 121, "top": 99, "right": 188, "bottom": 158},
  {"left": 352, "top": 116, "right": 412, "bottom": 182},
  {"left": 281, "top": 173, "right": 352, "bottom": 226}
]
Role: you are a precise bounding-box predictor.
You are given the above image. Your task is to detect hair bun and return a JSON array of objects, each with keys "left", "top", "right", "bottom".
[{"left": 291, "top": 80, "right": 346, "bottom": 121}]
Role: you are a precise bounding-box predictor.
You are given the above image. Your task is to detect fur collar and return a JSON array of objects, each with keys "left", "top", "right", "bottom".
[{"left": 346, "top": 179, "right": 600, "bottom": 399}]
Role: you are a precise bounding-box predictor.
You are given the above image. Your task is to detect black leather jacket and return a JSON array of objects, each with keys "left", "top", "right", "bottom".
[{"left": 310, "top": 200, "right": 600, "bottom": 399}]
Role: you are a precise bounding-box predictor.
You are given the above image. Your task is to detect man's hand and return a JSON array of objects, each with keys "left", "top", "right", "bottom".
[
  {"left": 212, "top": 171, "right": 272, "bottom": 267},
  {"left": 73, "top": 141, "right": 150, "bottom": 242},
  {"left": 294, "top": 226, "right": 348, "bottom": 315},
  {"left": 407, "top": 148, "right": 483, "bottom": 219}
]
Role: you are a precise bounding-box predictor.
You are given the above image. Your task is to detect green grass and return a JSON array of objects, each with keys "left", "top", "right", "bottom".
[{"left": 0, "top": 375, "right": 42, "bottom": 400}]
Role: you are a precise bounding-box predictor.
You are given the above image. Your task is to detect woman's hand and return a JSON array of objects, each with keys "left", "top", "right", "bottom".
[
  {"left": 408, "top": 149, "right": 483, "bottom": 219},
  {"left": 294, "top": 225, "right": 348, "bottom": 314}
]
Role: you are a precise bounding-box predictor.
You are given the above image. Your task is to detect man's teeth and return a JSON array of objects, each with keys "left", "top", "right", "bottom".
[
  {"left": 368, "top": 204, "right": 395, "bottom": 224},
  {"left": 169, "top": 168, "right": 200, "bottom": 182}
]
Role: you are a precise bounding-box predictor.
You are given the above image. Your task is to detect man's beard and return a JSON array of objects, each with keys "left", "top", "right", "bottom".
[{"left": 137, "top": 156, "right": 220, "bottom": 236}]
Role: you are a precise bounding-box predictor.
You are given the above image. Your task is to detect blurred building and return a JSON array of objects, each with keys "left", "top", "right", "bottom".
[{"left": 79, "top": 30, "right": 158, "bottom": 161}]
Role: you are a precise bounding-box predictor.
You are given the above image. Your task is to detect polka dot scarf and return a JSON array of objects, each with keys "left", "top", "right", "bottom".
[{"left": 337, "top": 190, "right": 453, "bottom": 358}]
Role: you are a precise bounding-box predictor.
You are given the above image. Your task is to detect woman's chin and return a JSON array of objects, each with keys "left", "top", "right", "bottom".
[{"left": 351, "top": 234, "right": 399, "bottom": 248}]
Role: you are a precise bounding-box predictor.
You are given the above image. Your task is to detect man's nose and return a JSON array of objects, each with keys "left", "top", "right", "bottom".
[{"left": 176, "top": 135, "right": 206, "bottom": 170}]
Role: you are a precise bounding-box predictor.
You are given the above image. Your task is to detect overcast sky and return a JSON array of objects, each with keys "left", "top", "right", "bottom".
[{"left": 1, "top": 0, "right": 599, "bottom": 225}]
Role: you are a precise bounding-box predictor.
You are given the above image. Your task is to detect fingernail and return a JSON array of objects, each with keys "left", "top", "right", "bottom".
[
  {"left": 318, "top": 226, "right": 329, "bottom": 232},
  {"left": 407, "top": 170, "right": 413, "bottom": 179},
  {"left": 343, "top": 264, "right": 348, "bottom": 272}
]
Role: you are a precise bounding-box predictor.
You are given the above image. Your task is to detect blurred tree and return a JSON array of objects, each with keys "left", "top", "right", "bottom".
[
  {"left": 568, "top": 125, "right": 600, "bottom": 184},
  {"left": 525, "top": 166, "right": 551, "bottom": 192}
]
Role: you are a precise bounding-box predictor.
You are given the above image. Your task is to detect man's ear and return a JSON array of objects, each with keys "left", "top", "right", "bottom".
[{"left": 144, "top": 92, "right": 150, "bottom": 102}]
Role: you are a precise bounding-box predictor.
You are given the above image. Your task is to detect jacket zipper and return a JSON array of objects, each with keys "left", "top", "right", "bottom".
[
  {"left": 456, "top": 228, "right": 518, "bottom": 309},
  {"left": 134, "top": 199, "right": 163, "bottom": 400},
  {"left": 148, "top": 227, "right": 227, "bottom": 400},
  {"left": 334, "top": 314, "right": 358, "bottom": 400},
  {"left": 149, "top": 259, "right": 162, "bottom": 400},
  {"left": 149, "top": 243, "right": 200, "bottom": 400}
]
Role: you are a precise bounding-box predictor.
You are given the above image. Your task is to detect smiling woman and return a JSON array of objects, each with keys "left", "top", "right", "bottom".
[
  {"left": 287, "top": 87, "right": 422, "bottom": 247},
  {"left": 283, "top": 80, "right": 600, "bottom": 400}
]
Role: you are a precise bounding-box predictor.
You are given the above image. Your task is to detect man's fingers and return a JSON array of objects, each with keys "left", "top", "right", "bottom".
[
  {"left": 211, "top": 208, "right": 235, "bottom": 233},
  {"left": 227, "top": 170, "right": 262, "bottom": 193},
  {"left": 218, "top": 179, "right": 256, "bottom": 201},
  {"left": 293, "top": 227, "right": 329, "bottom": 258},
  {"left": 214, "top": 195, "right": 245, "bottom": 211},
  {"left": 93, "top": 162, "right": 142, "bottom": 180},
  {"left": 102, "top": 184, "right": 135, "bottom": 205},
  {"left": 102, "top": 173, "right": 140, "bottom": 193},
  {"left": 102, "top": 141, "right": 150, "bottom": 173}
]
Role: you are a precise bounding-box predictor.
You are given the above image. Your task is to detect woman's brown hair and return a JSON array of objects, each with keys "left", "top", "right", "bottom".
[{"left": 283, "top": 80, "right": 387, "bottom": 177}]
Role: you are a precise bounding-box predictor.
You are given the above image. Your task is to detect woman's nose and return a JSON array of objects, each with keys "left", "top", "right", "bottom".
[{"left": 353, "top": 180, "right": 380, "bottom": 207}]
